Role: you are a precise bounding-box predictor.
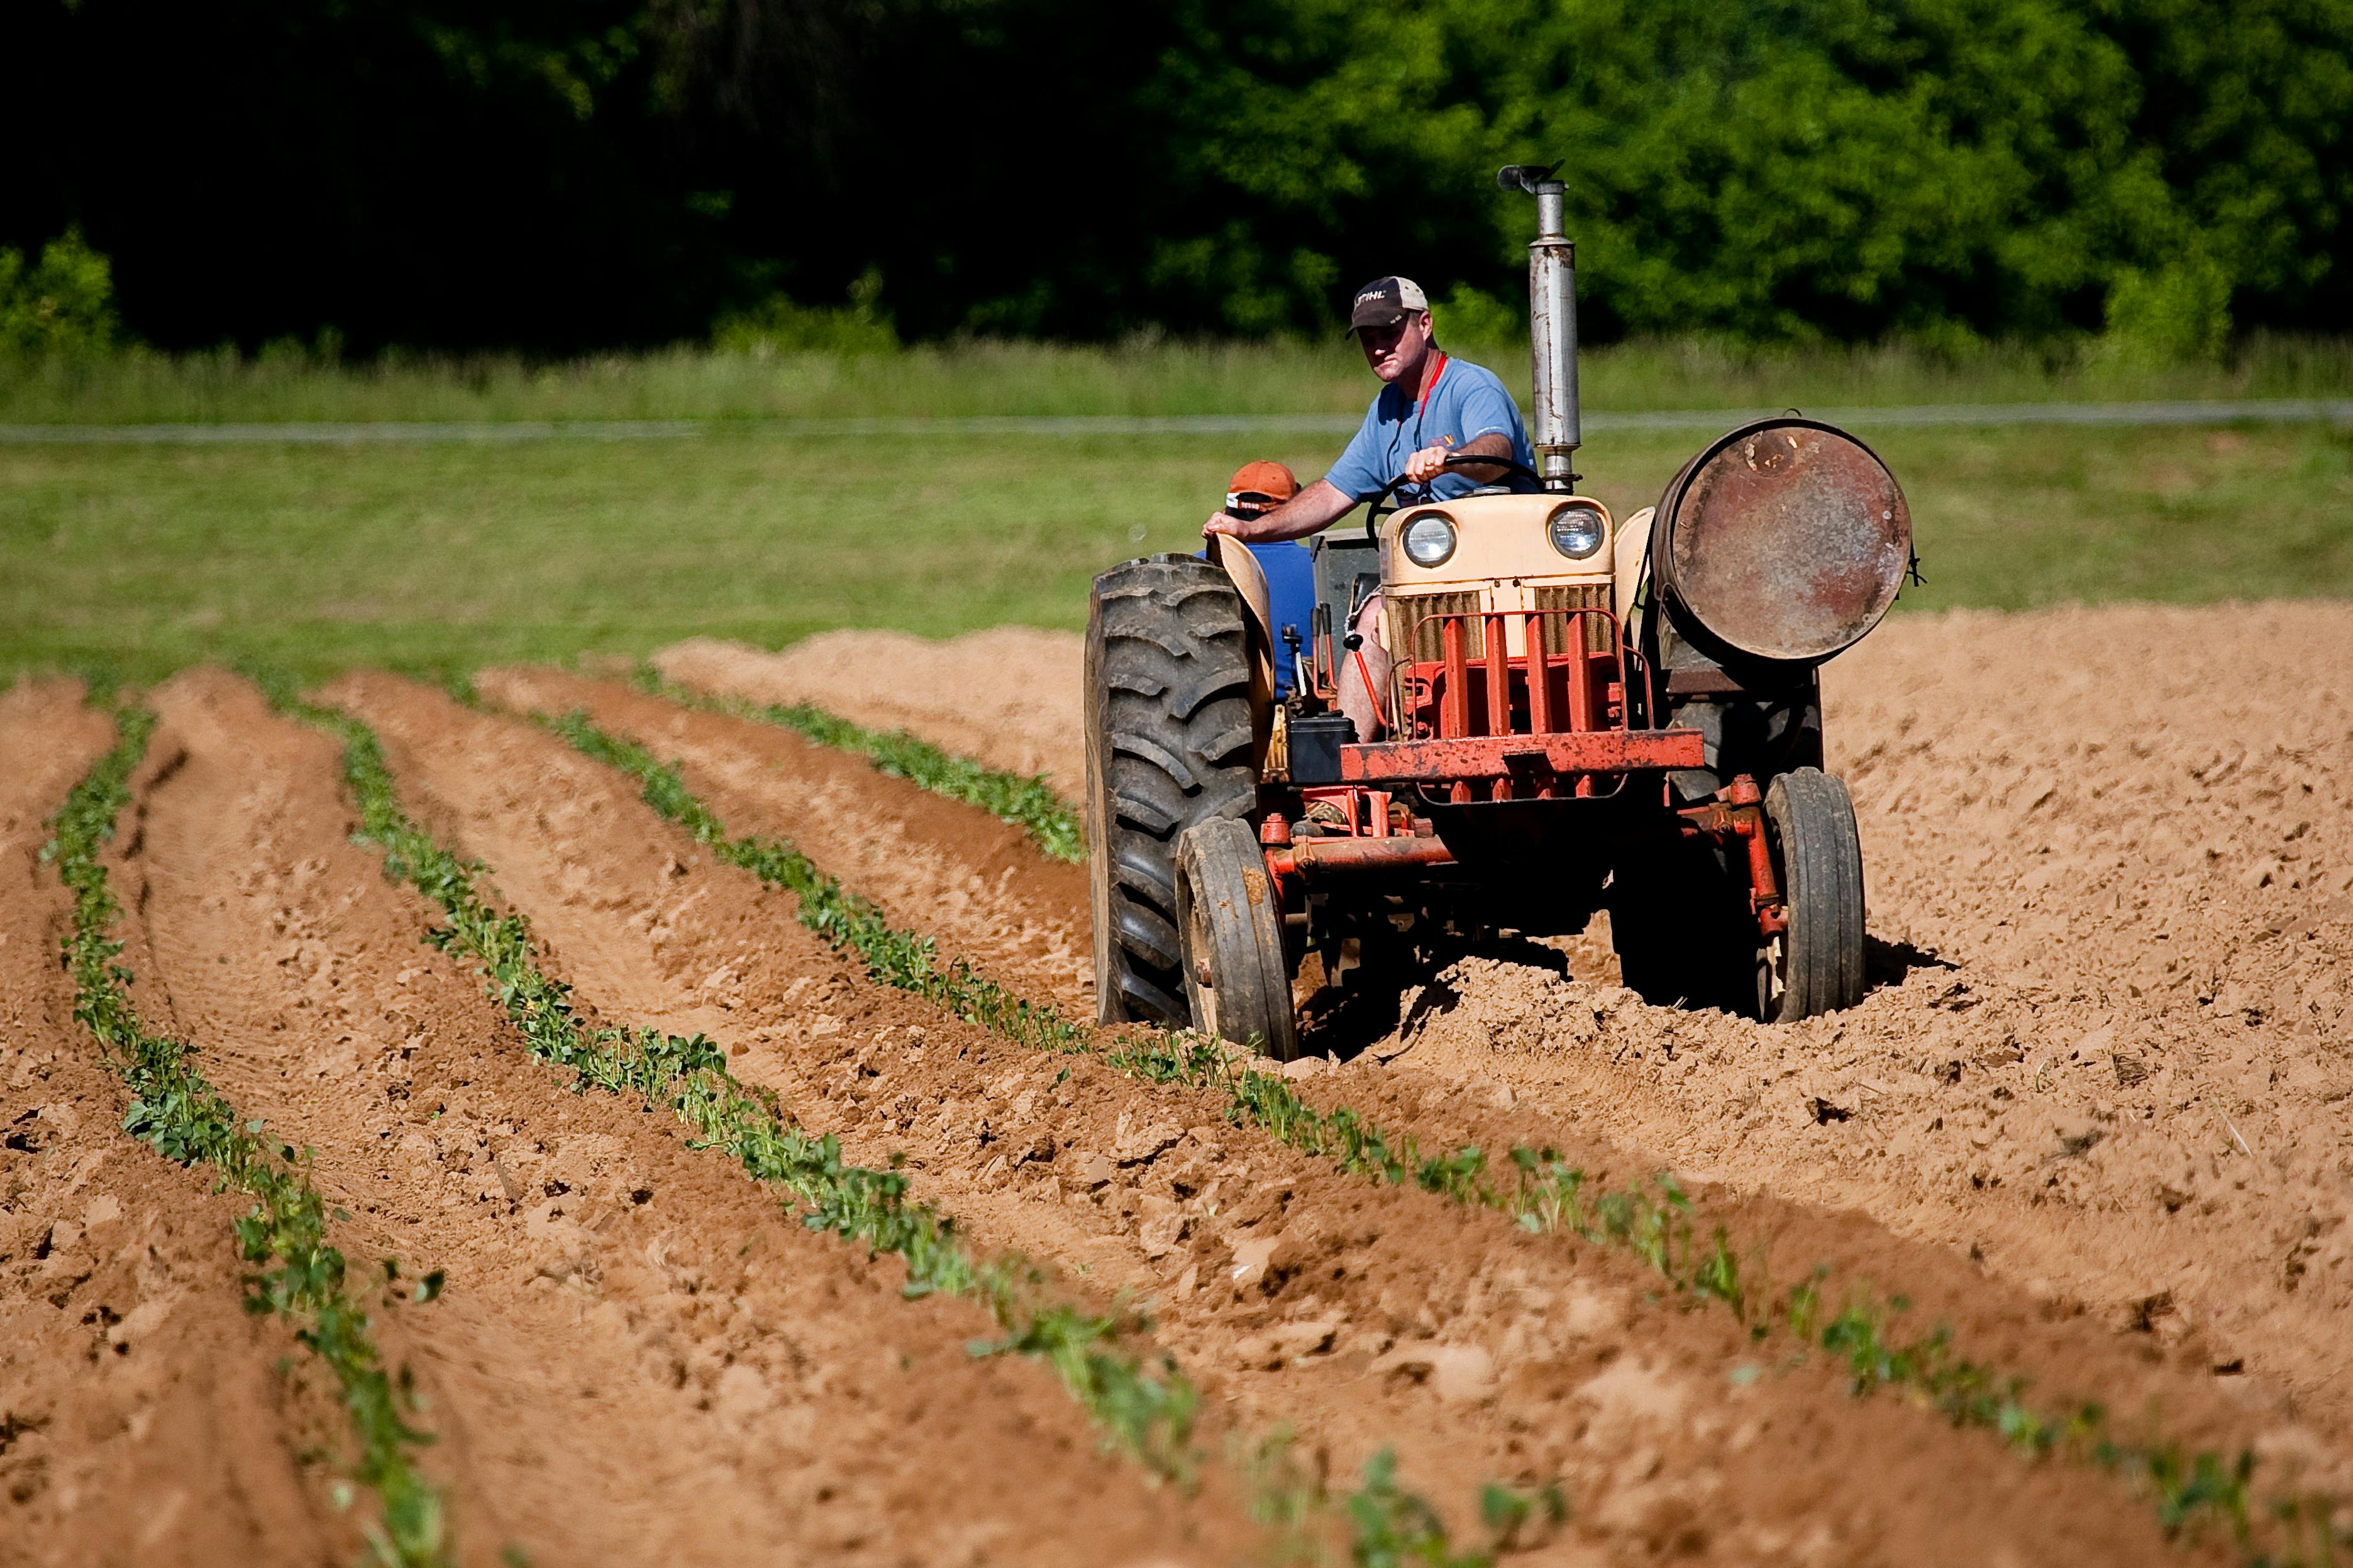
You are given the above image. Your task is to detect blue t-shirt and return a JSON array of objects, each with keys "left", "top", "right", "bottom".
[{"left": 1323, "top": 354, "right": 1537, "bottom": 504}]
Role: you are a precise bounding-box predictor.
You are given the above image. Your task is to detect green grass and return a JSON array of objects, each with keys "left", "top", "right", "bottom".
[
  {"left": 7, "top": 419, "right": 2350, "bottom": 687},
  {"left": 8, "top": 334, "right": 2353, "bottom": 424}
]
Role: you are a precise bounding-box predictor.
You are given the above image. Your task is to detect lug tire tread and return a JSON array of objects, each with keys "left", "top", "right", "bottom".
[{"left": 1086, "top": 554, "right": 1259, "bottom": 1027}]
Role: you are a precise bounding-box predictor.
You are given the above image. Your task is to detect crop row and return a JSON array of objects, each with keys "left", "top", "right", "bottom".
[
  {"left": 46, "top": 705, "right": 449, "bottom": 1568},
  {"left": 277, "top": 683, "right": 1541, "bottom": 1564},
  {"left": 540, "top": 695, "right": 2350, "bottom": 1568},
  {"left": 634, "top": 665, "right": 1085, "bottom": 862}
]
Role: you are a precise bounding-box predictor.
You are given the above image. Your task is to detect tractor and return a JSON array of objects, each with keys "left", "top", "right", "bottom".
[{"left": 1084, "top": 163, "right": 1913, "bottom": 1058}]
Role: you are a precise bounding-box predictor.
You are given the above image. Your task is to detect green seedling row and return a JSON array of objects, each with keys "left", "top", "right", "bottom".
[
  {"left": 538, "top": 707, "right": 2349, "bottom": 1567},
  {"left": 44, "top": 705, "right": 450, "bottom": 1568},
  {"left": 278, "top": 689, "right": 1553, "bottom": 1563},
  {"left": 491, "top": 703, "right": 1550, "bottom": 1560},
  {"left": 633, "top": 664, "right": 1085, "bottom": 863},
  {"left": 271, "top": 692, "right": 1196, "bottom": 1475}
]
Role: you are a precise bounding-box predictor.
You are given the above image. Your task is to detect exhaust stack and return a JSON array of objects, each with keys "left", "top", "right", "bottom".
[{"left": 1498, "top": 163, "right": 1578, "bottom": 490}]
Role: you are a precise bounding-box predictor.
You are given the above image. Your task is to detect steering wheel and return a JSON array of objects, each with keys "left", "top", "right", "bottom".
[{"left": 1363, "top": 453, "right": 1546, "bottom": 542}]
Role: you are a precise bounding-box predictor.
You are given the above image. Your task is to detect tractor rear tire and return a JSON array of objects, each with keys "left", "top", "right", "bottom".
[
  {"left": 1174, "top": 817, "right": 1298, "bottom": 1059},
  {"left": 1085, "top": 555, "right": 1260, "bottom": 1027},
  {"left": 1759, "top": 768, "right": 1867, "bottom": 1022}
]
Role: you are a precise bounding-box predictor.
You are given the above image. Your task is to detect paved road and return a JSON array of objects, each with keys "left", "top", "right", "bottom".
[{"left": 4, "top": 398, "right": 2350, "bottom": 444}]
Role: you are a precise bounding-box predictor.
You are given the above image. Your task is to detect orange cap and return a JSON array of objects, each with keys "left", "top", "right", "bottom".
[{"left": 1225, "top": 460, "right": 1300, "bottom": 509}]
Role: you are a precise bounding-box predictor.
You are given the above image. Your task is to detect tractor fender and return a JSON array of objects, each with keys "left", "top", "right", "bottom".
[
  {"left": 1614, "top": 505, "right": 1654, "bottom": 647},
  {"left": 1205, "top": 534, "right": 1278, "bottom": 769}
]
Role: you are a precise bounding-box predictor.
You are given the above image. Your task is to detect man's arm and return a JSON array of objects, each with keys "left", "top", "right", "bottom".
[
  {"left": 1402, "top": 429, "right": 1515, "bottom": 486},
  {"left": 1202, "top": 477, "right": 1358, "bottom": 544}
]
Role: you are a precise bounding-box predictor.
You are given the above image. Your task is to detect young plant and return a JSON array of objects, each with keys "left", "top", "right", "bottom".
[
  {"left": 46, "top": 705, "right": 450, "bottom": 1568},
  {"left": 524, "top": 707, "right": 2353, "bottom": 1564},
  {"left": 631, "top": 663, "right": 1084, "bottom": 863}
]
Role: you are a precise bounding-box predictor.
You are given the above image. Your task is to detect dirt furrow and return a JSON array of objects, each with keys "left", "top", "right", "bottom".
[
  {"left": 337, "top": 668, "right": 2235, "bottom": 1565},
  {"left": 119, "top": 670, "right": 1236, "bottom": 1568},
  {"left": 0, "top": 680, "right": 350, "bottom": 1568},
  {"left": 655, "top": 630, "right": 1086, "bottom": 800},
  {"left": 554, "top": 653, "right": 2350, "bottom": 1491},
  {"left": 1385, "top": 604, "right": 2353, "bottom": 1442},
  {"left": 480, "top": 666, "right": 1090, "bottom": 1014},
  {"left": 665, "top": 612, "right": 2353, "bottom": 1460}
]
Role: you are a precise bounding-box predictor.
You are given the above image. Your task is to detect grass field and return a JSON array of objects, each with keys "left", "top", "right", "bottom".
[
  {"left": 8, "top": 415, "right": 2350, "bottom": 686},
  {"left": 9, "top": 332, "right": 2353, "bottom": 424}
]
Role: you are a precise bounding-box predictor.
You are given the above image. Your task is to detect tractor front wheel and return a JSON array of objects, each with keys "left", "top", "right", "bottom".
[
  {"left": 1174, "top": 817, "right": 1299, "bottom": 1059},
  {"left": 1758, "top": 768, "right": 1866, "bottom": 1022}
]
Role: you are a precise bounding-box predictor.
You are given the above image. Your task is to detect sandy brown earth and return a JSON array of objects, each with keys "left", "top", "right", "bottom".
[
  {"left": 0, "top": 680, "right": 352, "bottom": 1568},
  {"left": 104, "top": 669, "right": 1244, "bottom": 1568},
  {"left": 442, "top": 668, "right": 2259, "bottom": 1554},
  {"left": 656, "top": 628, "right": 1087, "bottom": 800},
  {"left": 10, "top": 597, "right": 2350, "bottom": 1562},
  {"left": 651, "top": 607, "right": 2353, "bottom": 1504},
  {"left": 482, "top": 665, "right": 1094, "bottom": 1015}
]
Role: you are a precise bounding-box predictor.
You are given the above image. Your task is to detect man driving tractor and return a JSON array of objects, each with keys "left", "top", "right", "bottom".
[
  {"left": 1091, "top": 166, "right": 1902, "bottom": 1048},
  {"left": 1204, "top": 275, "right": 1537, "bottom": 739}
]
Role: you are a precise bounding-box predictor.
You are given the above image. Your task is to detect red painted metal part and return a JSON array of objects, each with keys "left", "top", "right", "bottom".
[
  {"left": 1339, "top": 728, "right": 1703, "bottom": 783},
  {"left": 1400, "top": 604, "right": 1620, "bottom": 746},
  {"left": 1266, "top": 834, "right": 1458, "bottom": 882},
  {"left": 1440, "top": 617, "right": 1472, "bottom": 743},
  {"left": 1675, "top": 774, "right": 1790, "bottom": 937}
]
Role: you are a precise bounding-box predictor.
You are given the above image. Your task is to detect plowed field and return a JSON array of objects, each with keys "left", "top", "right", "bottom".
[{"left": 7, "top": 600, "right": 2350, "bottom": 1564}]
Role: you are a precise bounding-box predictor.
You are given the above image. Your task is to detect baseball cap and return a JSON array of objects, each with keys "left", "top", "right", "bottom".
[
  {"left": 1225, "top": 460, "right": 1300, "bottom": 515},
  {"left": 1345, "top": 276, "right": 1431, "bottom": 338}
]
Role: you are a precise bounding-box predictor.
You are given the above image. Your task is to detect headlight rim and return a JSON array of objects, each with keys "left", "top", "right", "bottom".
[
  {"left": 1546, "top": 501, "right": 1608, "bottom": 561},
  {"left": 1398, "top": 509, "right": 1459, "bottom": 569}
]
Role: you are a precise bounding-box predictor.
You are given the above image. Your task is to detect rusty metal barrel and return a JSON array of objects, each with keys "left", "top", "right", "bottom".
[{"left": 1648, "top": 418, "right": 1912, "bottom": 667}]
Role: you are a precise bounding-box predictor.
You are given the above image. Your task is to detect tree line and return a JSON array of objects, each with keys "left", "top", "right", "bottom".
[{"left": 7, "top": 0, "right": 2349, "bottom": 355}]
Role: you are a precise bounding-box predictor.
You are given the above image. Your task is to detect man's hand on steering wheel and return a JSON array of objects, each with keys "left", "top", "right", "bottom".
[
  {"left": 1363, "top": 444, "right": 1544, "bottom": 539},
  {"left": 1401, "top": 442, "right": 1456, "bottom": 486},
  {"left": 1405, "top": 431, "right": 1515, "bottom": 487}
]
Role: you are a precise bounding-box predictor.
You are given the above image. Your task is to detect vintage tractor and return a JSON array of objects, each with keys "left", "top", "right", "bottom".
[{"left": 1085, "top": 163, "right": 1913, "bottom": 1057}]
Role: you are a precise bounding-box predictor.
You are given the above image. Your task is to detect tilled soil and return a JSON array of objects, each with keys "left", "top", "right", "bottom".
[
  {"left": 102, "top": 669, "right": 1241, "bottom": 1568},
  {"left": 0, "top": 681, "right": 350, "bottom": 1568},
  {"left": 655, "top": 629, "right": 1087, "bottom": 800},
  {"left": 653, "top": 607, "right": 2353, "bottom": 1500},
  {"left": 479, "top": 665, "right": 1092, "bottom": 1014},
  {"left": 11, "top": 597, "right": 2349, "bottom": 1562},
  {"left": 1386, "top": 604, "right": 2353, "bottom": 1448},
  {"left": 369, "top": 673, "right": 2237, "bottom": 1563}
]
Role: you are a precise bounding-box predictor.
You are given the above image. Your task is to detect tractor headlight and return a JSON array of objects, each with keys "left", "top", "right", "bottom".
[
  {"left": 1547, "top": 502, "right": 1607, "bottom": 561},
  {"left": 1400, "top": 511, "right": 1458, "bottom": 568}
]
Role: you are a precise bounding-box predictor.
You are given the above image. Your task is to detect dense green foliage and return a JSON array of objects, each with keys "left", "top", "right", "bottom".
[
  {"left": 0, "top": 231, "right": 117, "bottom": 358},
  {"left": 8, "top": 0, "right": 2349, "bottom": 351}
]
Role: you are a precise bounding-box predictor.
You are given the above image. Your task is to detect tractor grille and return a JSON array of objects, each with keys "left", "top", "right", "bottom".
[
  {"left": 1531, "top": 583, "right": 1614, "bottom": 653},
  {"left": 1388, "top": 591, "right": 1485, "bottom": 662}
]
